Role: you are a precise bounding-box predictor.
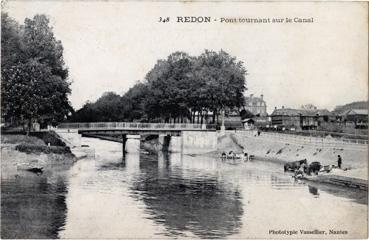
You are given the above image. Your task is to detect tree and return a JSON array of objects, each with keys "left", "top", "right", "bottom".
[
  {"left": 300, "top": 104, "right": 317, "bottom": 110},
  {"left": 70, "top": 50, "right": 247, "bottom": 125},
  {"left": 1, "top": 13, "right": 22, "bottom": 69},
  {"left": 1, "top": 13, "right": 72, "bottom": 132},
  {"left": 193, "top": 50, "right": 247, "bottom": 124},
  {"left": 145, "top": 52, "right": 194, "bottom": 122},
  {"left": 333, "top": 101, "right": 368, "bottom": 114}
]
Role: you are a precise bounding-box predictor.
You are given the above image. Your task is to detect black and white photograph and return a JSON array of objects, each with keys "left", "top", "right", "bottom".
[{"left": 1, "top": 1, "right": 368, "bottom": 239}]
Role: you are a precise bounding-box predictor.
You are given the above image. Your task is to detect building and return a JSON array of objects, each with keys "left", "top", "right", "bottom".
[
  {"left": 345, "top": 109, "right": 368, "bottom": 129},
  {"left": 270, "top": 107, "right": 332, "bottom": 130},
  {"left": 224, "top": 108, "right": 243, "bottom": 129},
  {"left": 243, "top": 94, "right": 267, "bottom": 117}
]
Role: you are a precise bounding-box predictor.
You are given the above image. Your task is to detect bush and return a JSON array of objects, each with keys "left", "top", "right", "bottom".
[
  {"left": 30, "top": 131, "right": 66, "bottom": 147},
  {"left": 1, "top": 134, "right": 45, "bottom": 145},
  {"left": 15, "top": 144, "right": 71, "bottom": 154}
]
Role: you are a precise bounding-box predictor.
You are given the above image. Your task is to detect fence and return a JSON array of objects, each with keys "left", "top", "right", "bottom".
[{"left": 58, "top": 122, "right": 204, "bottom": 130}]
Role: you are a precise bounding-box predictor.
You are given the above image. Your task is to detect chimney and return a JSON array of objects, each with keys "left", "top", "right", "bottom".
[
  {"left": 260, "top": 94, "right": 264, "bottom": 100},
  {"left": 274, "top": 106, "right": 277, "bottom": 110}
]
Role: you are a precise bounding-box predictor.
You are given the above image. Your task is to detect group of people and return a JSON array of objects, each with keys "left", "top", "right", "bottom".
[
  {"left": 221, "top": 147, "right": 250, "bottom": 161},
  {"left": 294, "top": 155, "right": 343, "bottom": 179}
]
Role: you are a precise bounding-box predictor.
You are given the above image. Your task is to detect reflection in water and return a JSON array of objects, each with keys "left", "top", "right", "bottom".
[
  {"left": 1, "top": 168, "right": 68, "bottom": 239},
  {"left": 307, "top": 182, "right": 367, "bottom": 205},
  {"left": 1, "top": 138, "right": 367, "bottom": 239},
  {"left": 131, "top": 153, "right": 243, "bottom": 238}
]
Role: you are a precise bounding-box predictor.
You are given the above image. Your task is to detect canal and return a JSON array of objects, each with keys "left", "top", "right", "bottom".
[{"left": 1, "top": 137, "right": 367, "bottom": 238}]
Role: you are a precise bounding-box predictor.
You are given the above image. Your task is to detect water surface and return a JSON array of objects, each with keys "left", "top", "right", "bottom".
[{"left": 1, "top": 137, "right": 367, "bottom": 238}]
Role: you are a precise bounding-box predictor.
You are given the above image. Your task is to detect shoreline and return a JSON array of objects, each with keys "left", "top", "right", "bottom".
[
  {"left": 1, "top": 133, "right": 81, "bottom": 171},
  {"left": 185, "top": 132, "right": 368, "bottom": 191}
]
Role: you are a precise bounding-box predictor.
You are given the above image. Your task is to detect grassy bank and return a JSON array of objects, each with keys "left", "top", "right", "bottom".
[
  {"left": 1, "top": 133, "right": 76, "bottom": 170},
  {"left": 2, "top": 132, "right": 71, "bottom": 155}
]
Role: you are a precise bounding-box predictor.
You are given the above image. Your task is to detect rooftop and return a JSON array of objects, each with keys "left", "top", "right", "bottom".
[
  {"left": 346, "top": 109, "right": 368, "bottom": 115},
  {"left": 271, "top": 108, "right": 331, "bottom": 116}
]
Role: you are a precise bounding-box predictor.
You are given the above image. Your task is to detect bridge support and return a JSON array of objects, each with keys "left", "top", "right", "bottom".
[
  {"left": 158, "top": 134, "right": 182, "bottom": 153},
  {"left": 125, "top": 135, "right": 141, "bottom": 153},
  {"left": 168, "top": 136, "right": 182, "bottom": 153}
]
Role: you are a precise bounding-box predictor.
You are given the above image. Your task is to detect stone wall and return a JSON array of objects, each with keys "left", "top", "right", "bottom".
[
  {"left": 182, "top": 131, "right": 217, "bottom": 154},
  {"left": 55, "top": 129, "right": 82, "bottom": 147}
]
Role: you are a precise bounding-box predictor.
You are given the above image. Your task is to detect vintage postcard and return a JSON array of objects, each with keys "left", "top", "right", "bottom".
[{"left": 1, "top": 1, "right": 368, "bottom": 239}]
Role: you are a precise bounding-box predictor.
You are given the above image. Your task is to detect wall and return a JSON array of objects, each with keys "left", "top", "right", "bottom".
[
  {"left": 55, "top": 129, "right": 82, "bottom": 147},
  {"left": 125, "top": 135, "right": 140, "bottom": 152},
  {"left": 232, "top": 131, "right": 368, "bottom": 170},
  {"left": 182, "top": 131, "right": 217, "bottom": 154}
]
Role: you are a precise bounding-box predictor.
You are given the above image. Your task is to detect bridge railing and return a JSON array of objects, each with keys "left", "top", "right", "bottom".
[{"left": 58, "top": 122, "right": 204, "bottom": 130}]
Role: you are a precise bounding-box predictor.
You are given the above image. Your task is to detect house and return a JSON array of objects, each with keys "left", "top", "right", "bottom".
[
  {"left": 271, "top": 107, "right": 332, "bottom": 130},
  {"left": 224, "top": 108, "right": 243, "bottom": 129},
  {"left": 243, "top": 94, "right": 267, "bottom": 117},
  {"left": 345, "top": 109, "right": 368, "bottom": 129},
  {"left": 242, "top": 118, "right": 255, "bottom": 130}
]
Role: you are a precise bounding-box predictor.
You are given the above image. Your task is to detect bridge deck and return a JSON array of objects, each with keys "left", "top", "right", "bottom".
[{"left": 58, "top": 122, "right": 207, "bottom": 131}]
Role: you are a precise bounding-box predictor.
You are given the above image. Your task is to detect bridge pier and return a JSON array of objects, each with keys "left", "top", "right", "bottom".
[
  {"left": 168, "top": 136, "right": 182, "bottom": 153},
  {"left": 158, "top": 134, "right": 182, "bottom": 153},
  {"left": 124, "top": 135, "right": 141, "bottom": 153}
]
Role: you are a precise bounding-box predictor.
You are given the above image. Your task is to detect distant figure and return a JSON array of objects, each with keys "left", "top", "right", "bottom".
[
  {"left": 300, "top": 162, "right": 308, "bottom": 173},
  {"left": 294, "top": 166, "right": 304, "bottom": 179},
  {"left": 337, "top": 155, "right": 342, "bottom": 169},
  {"left": 242, "top": 148, "right": 248, "bottom": 161},
  {"left": 257, "top": 130, "right": 261, "bottom": 136}
]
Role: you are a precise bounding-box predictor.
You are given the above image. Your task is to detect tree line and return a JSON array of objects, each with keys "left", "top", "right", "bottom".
[
  {"left": 1, "top": 12, "right": 248, "bottom": 128},
  {"left": 1, "top": 12, "right": 72, "bottom": 132},
  {"left": 71, "top": 51, "right": 247, "bottom": 124}
]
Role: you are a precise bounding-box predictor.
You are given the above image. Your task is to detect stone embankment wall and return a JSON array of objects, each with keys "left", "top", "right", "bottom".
[
  {"left": 182, "top": 131, "right": 217, "bottom": 154},
  {"left": 141, "top": 131, "right": 218, "bottom": 154},
  {"left": 232, "top": 130, "right": 368, "bottom": 170},
  {"left": 55, "top": 129, "right": 82, "bottom": 147}
]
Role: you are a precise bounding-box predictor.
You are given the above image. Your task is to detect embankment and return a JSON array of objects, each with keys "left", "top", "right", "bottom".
[
  {"left": 230, "top": 131, "right": 368, "bottom": 187},
  {"left": 231, "top": 132, "right": 367, "bottom": 169},
  {"left": 1, "top": 133, "right": 77, "bottom": 171}
]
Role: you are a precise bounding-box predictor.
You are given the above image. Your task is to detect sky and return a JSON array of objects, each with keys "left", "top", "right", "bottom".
[{"left": 4, "top": 1, "right": 368, "bottom": 113}]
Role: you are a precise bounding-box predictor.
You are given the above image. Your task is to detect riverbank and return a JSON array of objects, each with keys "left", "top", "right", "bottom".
[
  {"left": 218, "top": 132, "right": 368, "bottom": 190},
  {"left": 1, "top": 133, "right": 78, "bottom": 172}
]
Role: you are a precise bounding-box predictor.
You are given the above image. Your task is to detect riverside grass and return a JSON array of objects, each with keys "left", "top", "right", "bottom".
[{"left": 2, "top": 133, "right": 71, "bottom": 155}]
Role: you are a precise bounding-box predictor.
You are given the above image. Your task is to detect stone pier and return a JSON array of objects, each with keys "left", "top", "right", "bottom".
[
  {"left": 125, "top": 135, "right": 141, "bottom": 153},
  {"left": 168, "top": 136, "right": 182, "bottom": 153}
]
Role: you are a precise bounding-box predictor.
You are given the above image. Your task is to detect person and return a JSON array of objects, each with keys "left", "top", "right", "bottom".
[
  {"left": 300, "top": 161, "right": 307, "bottom": 174},
  {"left": 228, "top": 151, "right": 233, "bottom": 160},
  {"left": 257, "top": 130, "right": 261, "bottom": 136},
  {"left": 294, "top": 165, "right": 305, "bottom": 179},
  {"left": 337, "top": 155, "right": 342, "bottom": 169},
  {"left": 242, "top": 148, "right": 248, "bottom": 161}
]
